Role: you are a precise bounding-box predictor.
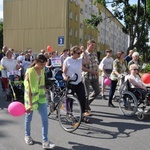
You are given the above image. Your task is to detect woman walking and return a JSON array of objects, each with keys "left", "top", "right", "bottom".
[{"left": 108, "top": 51, "right": 128, "bottom": 107}]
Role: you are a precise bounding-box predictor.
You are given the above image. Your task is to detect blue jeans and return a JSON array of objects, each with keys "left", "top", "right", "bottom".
[{"left": 25, "top": 103, "right": 48, "bottom": 142}]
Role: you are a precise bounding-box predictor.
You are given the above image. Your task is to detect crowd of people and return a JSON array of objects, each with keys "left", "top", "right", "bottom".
[{"left": 0, "top": 40, "right": 148, "bottom": 149}]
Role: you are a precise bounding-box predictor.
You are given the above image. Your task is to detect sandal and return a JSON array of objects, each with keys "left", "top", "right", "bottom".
[
  {"left": 82, "top": 116, "right": 90, "bottom": 123},
  {"left": 84, "top": 111, "right": 92, "bottom": 116}
]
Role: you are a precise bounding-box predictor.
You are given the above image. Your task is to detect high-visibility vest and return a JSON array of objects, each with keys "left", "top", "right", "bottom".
[{"left": 24, "top": 67, "right": 46, "bottom": 110}]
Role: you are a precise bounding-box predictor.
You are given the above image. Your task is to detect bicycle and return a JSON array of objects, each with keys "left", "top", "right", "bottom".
[{"left": 45, "top": 73, "right": 82, "bottom": 132}]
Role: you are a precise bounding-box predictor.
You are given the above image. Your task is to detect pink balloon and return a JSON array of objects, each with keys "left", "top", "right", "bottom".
[
  {"left": 104, "top": 78, "right": 111, "bottom": 86},
  {"left": 8, "top": 102, "right": 26, "bottom": 117}
]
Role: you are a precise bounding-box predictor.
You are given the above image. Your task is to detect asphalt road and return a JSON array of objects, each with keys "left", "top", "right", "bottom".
[{"left": 0, "top": 78, "right": 150, "bottom": 150}]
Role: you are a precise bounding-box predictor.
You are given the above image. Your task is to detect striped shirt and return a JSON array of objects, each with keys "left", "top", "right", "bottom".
[{"left": 82, "top": 50, "right": 99, "bottom": 80}]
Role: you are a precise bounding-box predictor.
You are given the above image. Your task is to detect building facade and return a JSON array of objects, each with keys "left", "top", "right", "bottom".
[{"left": 4, "top": 0, "right": 128, "bottom": 55}]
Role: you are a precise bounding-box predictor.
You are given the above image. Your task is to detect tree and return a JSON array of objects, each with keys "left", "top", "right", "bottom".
[
  {"left": 0, "top": 19, "right": 3, "bottom": 49},
  {"left": 84, "top": 0, "right": 150, "bottom": 57}
]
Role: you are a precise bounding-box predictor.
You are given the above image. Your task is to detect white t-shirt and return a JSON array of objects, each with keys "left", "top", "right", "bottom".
[
  {"left": 99, "top": 56, "right": 114, "bottom": 70},
  {"left": 125, "top": 74, "right": 143, "bottom": 88},
  {"left": 1, "top": 57, "right": 18, "bottom": 77},
  {"left": 99, "top": 57, "right": 114, "bottom": 76},
  {"left": 63, "top": 57, "right": 82, "bottom": 85}
]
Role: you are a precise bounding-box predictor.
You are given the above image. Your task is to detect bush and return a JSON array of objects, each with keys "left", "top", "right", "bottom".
[{"left": 142, "top": 63, "right": 150, "bottom": 73}]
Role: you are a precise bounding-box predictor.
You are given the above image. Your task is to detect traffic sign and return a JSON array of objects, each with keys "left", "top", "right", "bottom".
[{"left": 58, "top": 36, "right": 64, "bottom": 46}]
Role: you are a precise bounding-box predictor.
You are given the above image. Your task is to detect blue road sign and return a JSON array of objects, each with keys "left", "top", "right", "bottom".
[{"left": 58, "top": 36, "right": 64, "bottom": 46}]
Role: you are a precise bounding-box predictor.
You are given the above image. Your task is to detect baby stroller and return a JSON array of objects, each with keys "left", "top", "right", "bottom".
[
  {"left": 7, "top": 70, "right": 24, "bottom": 103},
  {"left": 45, "top": 67, "right": 65, "bottom": 90}
]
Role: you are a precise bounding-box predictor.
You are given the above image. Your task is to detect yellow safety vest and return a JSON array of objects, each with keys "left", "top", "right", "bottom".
[{"left": 24, "top": 67, "right": 46, "bottom": 110}]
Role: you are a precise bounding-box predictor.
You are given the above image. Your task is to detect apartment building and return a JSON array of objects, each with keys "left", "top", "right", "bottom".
[{"left": 3, "top": 0, "right": 128, "bottom": 55}]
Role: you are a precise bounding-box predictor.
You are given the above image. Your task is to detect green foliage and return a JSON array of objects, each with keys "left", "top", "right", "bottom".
[
  {"left": 88, "top": 0, "right": 150, "bottom": 59},
  {"left": 84, "top": 12, "right": 102, "bottom": 31},
  {"left": 0, "top": 20, "right": 3, "bottom": 49},
  {"left": 94, "top": 0, "right": 106, "bottom": 7},
  {"left": 142, "top": 63, "right": 150, "bottom": 73}
]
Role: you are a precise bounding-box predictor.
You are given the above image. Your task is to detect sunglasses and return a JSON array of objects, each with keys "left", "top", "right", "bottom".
[
  {"left": 106, "top": 51, "right": 111, "bottom": 53},
  {"left": 132, "top": 69, "right": 138, "bottom": 71}
]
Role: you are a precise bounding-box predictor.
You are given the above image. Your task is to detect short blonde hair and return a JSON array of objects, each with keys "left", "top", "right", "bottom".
[
  {"left": 129, "top": 64, "right": 138, "bottom": 70},
  {"left": 132, "top": 52, "right": 139, "bottom": 57}
]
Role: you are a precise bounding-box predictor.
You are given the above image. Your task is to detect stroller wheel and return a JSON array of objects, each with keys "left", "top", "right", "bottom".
[{"left": 137, "top": 112, "right": 145, "bottom": 120}]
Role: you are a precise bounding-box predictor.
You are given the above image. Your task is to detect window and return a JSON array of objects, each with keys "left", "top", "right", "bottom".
[
  {"left": 80, "top": 8, "right": 83, "bottom": 14},
  {"left": 85, "top": 5, "right": 88, "bottom": 13},
  {"left": 69, "top": 43, "right": 72, "bottom": 49},
  {"left": 69, "top": 11, "right": 72, "bottom": 19},
  {"left": 69, "top": 28, "right": 72, "bottom": 36},
  {"left": 75, "top": 0, "right": 78, "bottom": 5},
  {"left": 89, "top": 7, "right": 91, "bottom": 14},
  {"left": 80, "top": 38, "right": 82, "bottom": 43},
  {"left": 80, "top": 23, "right": 83, "bottom": 29},
  {"left": 75, "top": 14, "right": 78, "bottom": 22},
  {"left": 74, "top": 30, "right": 78, "bottom": 37}
]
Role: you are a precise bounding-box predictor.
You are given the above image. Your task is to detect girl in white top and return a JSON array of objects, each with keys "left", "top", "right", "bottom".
[{"left": 63, "top": 45, "right": 90, "bottom": 123}]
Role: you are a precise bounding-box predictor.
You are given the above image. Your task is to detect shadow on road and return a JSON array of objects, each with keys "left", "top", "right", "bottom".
[
  {"left": 68, "top": 141, "right": 110, "bottom": 150},
  {"left": 72, "top": 109, "right": 150, "bottom": 141}
]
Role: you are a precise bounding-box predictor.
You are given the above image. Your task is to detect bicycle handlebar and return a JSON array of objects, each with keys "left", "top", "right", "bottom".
[{"left": 68, "top": 73, "right": 78, "bottom": 83}]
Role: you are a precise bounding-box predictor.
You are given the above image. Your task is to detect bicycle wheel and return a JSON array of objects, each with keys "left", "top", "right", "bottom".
[
  {"left": 47, "top": 91, "right": 59, "bottom": 120},
  {"left": 58, "top": 94, "right": 82, "bottom": 132},
  {"left": 119, "top": 91, "right": 138, "bottom": 116}
]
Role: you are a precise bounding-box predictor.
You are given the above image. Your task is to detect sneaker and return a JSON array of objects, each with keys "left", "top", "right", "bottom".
[
  {"left": 42, "top": 141, "right": 55, "bottom": 149},
  {"left": 102, "top": 95, "right": 108, "bottom": 100},
  {"left": 24, "top": 136, "right": 34, "bottom": 145}
]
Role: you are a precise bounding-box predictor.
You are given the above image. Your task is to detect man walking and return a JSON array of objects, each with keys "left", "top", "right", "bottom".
[{"left": 82, "top": 39, "right": 100, "bottom": 115}]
